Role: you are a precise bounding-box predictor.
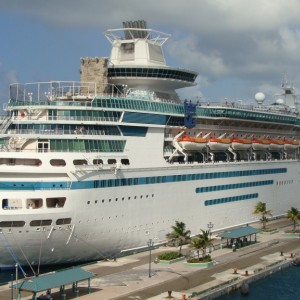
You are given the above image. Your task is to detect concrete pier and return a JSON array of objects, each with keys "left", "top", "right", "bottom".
[{"left": 0, "top": 218, "right": 298, "bottom": 300}]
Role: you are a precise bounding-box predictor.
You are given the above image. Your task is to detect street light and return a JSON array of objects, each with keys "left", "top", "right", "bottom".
[
  {"left": 15, "top": 263, "right": 18, "bottom": 300},
  {"left": 10, "top": 274, "right": 13, "bottom": 300},
  {"left": 147, "top": 239, "right": 154, "bottom": 278},
  {"left": 207, "top": 221, "right": 214, "bottom": 240}
]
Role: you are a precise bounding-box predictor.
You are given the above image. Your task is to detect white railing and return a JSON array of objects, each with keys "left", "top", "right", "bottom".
[{"left": 9, "top": 81, "right": 98, "bottom": 103}]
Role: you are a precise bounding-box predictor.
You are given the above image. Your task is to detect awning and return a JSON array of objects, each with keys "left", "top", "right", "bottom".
[
  {"left": 14, "top": 267, "right": 95, "bottom": 292},
  {"left": 217, "top": 226, "right": 260, "bottom": 239}
]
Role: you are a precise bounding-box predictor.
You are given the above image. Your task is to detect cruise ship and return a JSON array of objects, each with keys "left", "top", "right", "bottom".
[{"left": 0, "top": 20, "right": 299, "bottom": 271}]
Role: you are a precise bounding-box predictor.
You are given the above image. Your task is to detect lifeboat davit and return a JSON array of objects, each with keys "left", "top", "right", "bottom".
[
  {"left": 231, "top": 138, "right": 252, "bottom": 151},
  {"left": 268, "top": 139, "right": 284, "bottom": 151},
  {"left": 177, "top": 135, "right": 208, "bottom": 151},
  {"left": 208, "top": 137, "right": 232, "bottom": 151},
  {"left": 252, "top": 139, "right": 270, "bottom": 150},
  {"left": 284, "top": 140, "right": 299, "bottom": 151}
]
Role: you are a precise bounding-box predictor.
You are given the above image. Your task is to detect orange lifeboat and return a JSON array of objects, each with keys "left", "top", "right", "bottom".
[
  {"left": 177, "top": 135, "right": 208, "bottom": 151},
  {"left": 268, "top": 139, "right": 284, "bottom": 151},
  {"left": 208, "top": 137, "right": 232, "bottom": 151},
  {"left": 231, "top": 138, "right": 252, "bottom": 151},
  {"left": 252, "top": 139, "right": 270, "bottom": 150},
  {"left": 283, "top": 140, "right": 299, "bottom": 151}
]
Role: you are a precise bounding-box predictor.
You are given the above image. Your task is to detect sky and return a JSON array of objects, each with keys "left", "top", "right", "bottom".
[{"left": 1, "top": 0, "right": 300, "bottom": 109}]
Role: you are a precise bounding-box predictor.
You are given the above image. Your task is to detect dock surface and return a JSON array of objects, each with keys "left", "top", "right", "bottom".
[{"left": 1, "top": 218, "right": 299, "bottom": 300}]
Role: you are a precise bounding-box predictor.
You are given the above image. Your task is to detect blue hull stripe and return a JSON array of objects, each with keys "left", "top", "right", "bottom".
[
  {"left": 0, "top": 167, "right": 286, "bottom": 191},
  {"left": 205, "top": 193, "right": 259, "bottom": 206},
  {"left": 196, "top": 179, "right": 273, "bottom": 193}
]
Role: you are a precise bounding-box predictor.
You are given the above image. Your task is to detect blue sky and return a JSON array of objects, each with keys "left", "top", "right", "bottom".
[{"left": 1, "top": 0, "right": 300, "bottom": 109}]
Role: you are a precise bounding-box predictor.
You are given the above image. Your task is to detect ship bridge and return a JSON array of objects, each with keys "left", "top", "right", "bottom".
[{"left": 104, "top": 20, "right": 198, "bottom": 100}]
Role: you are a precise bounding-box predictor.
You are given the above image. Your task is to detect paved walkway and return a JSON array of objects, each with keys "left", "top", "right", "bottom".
[{"left": 0, "top": 218, "right": 299, "bottom": 300}]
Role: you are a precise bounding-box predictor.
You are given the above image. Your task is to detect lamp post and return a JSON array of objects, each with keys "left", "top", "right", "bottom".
[
  {"left": 207, "top": 222, "right": 214, "bottom": 240},
  {"left": 15, "top": 263, "right": 18, "bottom": 300},
  {"left": 10, "top": 274, "right": 13, "bottom": 300},
  {"left": 147, "top": 239, "right": 154, "bottom": 278}
]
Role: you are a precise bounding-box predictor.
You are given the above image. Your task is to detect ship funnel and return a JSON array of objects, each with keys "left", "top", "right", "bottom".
[{"left": 122, "top": 20, "right": 148, "bottom": 39}]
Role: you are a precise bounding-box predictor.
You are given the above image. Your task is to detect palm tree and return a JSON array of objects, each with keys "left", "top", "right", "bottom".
[
  {"left": 253, "top": 201, "right": 272, "bottom": 230},
  {"left": 197, "top": 229, "right": 214, "bottom": 258},
  {"left": 287, "top": 207, "right": 300, "bottom": 232},
  {"left": 189, "top": 237, "right": 204, "bottom": 261},
  {"left": 166, "top": 221, "right": 191, "bottom": 255}
]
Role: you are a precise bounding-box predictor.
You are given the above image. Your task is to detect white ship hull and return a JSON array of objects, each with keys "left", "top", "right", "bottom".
[{"left": 0, "top": 157, "right": 298, "bottom": 268}]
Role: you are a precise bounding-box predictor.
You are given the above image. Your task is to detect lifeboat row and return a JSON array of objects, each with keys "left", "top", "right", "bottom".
[
  {"left": 177, "top": 136, "right": 299, "bottom": 151},
  {"left": 177, "top": 135, "right": 208, "bottom": 151}
]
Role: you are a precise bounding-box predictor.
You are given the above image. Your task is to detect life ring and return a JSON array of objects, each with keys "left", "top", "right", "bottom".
[{"left": 20, "top": 112, "right": 25, "bottom": 118}]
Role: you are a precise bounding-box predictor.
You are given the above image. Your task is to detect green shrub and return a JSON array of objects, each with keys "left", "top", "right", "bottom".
[{"left": 158, "top": 251, "right": 182, "bottom": 260}]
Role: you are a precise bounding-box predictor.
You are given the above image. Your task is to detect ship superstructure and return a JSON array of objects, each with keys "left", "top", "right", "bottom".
[{"left": 0, "top": 21, "right": 299, "bottom": 270}]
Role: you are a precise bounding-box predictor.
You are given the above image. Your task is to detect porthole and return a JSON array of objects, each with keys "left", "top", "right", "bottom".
[
  {"left": 73, "top": 159, "right": 88, "bottom": 166},
  {"left": 0, "top": 221, "right": 25, "bottom": 228},
  {"left": 121, "top": 159, "right": 130, "bottom": 165},
  {"left": 50, "top": 159, "right": 66, "bottom": 166},
  {"left": 30, "top": 220, "right": 52, "bottom": 226},
  {"left": 93, "top": 159, "right": 103, "bottom": 165},
  {"left": 56, "top": 218, "right": 71, "bottom": 225}
]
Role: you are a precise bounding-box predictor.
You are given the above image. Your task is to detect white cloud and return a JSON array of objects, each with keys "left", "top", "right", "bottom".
[
  {"left": 1, "top": 1, "right": 300, "bottom": 31},
  {"left": 2, "top": 0, "right": 300, "bottom": 100},
  {"left": 168, "top": 35, "right": 228, "bottom": 78}
]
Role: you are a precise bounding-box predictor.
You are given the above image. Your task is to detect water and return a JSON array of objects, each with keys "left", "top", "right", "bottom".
[{"left": 218, "top": 265, "right": 300, "bottom": 300}]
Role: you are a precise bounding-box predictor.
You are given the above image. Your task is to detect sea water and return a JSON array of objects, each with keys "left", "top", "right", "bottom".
[{"left": 218, "top": 265, "right": 300, "bottom": 300}]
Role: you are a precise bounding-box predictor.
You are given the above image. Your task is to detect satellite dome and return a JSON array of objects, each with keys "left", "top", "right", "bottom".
[
  {"left": 276, "top": 98, "right": 284, "bottom": 105},
  {"left": 255, "top": 92, "right": 265, "bottom": 105}
]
